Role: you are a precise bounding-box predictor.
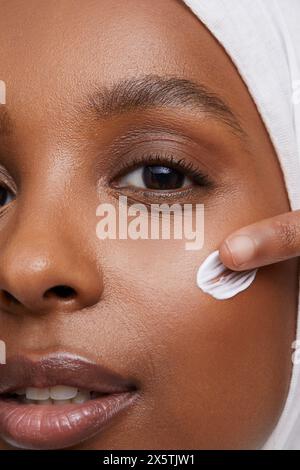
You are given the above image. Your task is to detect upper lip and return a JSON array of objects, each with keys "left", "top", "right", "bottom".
[{"left": 0, "top": 353, "right": 137, "bottom": 395}]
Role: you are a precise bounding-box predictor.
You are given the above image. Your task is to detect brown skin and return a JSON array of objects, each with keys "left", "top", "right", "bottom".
[{"left": 0, "top": 0, "right": 298, "bottom": 449}]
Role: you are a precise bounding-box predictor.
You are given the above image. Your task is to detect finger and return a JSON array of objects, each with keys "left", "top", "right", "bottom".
[{"left": 219, "top": 210, "right": 300, "bottom": 270}]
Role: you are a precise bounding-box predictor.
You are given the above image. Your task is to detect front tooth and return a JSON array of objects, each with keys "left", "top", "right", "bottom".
[
  {"left": 26, "top": 387, "right": 50, "bottom": 400},
  {"left": 72, "top": 390, "right": 91, "bottom": 404},
  {"left": 36, "top": 399, "right": 52, "bottom": 405},
  {"left": 50, "top": 386, "right": 78, "bottom": 400}
]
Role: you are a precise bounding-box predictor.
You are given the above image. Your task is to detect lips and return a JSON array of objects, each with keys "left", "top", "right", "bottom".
[{"left": 0, "top": 353, "right": 139, "bottom": 449}]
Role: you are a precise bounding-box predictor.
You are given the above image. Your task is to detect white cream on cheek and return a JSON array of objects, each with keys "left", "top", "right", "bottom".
[{"left": 196, "top": 250, "right": 258, "bottom": 300}]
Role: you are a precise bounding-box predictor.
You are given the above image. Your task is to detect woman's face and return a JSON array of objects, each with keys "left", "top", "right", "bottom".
[{"left": 0, "top": 0, "right": 298, "bottom": 450}]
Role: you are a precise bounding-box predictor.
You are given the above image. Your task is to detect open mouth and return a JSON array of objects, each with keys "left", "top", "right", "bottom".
[
  {"left": 1, "top": 386, "right": 107, "bottom": 405},
  {"left": 0, "top": 353, "right": 139, "bottom": 450}
]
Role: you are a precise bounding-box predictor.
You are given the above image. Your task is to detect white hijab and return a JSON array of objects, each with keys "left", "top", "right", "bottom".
[{"left": 181, "top": 0, "right": 300, "bottom": 450}]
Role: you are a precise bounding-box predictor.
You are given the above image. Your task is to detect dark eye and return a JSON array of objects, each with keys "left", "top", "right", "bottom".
[
  {"left": 118, "top": 165, "right": 193, "bottom": 190},
  {"left": 0, "top": 185, "right": 14, "bottom": 207}
]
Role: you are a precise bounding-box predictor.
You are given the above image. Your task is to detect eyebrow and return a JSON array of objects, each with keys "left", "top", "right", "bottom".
[
  {"left": 0, "top": 75, "right": 246, "bottom": 140},
  {"left": 85, "top": 74, "right": 246, "bottom": 137}
]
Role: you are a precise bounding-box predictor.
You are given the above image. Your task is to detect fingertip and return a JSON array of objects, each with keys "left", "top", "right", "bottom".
[
  {"left": 219, "top": 235, "right": 257, "bottom": 271},
  {"left": 219, "top": 240, "right": 239, "bottom": 270}
]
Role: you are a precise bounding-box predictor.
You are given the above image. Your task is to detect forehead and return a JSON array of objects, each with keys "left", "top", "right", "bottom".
[{"left": 0, "top": 0, "right": 240, "bottom": 111}]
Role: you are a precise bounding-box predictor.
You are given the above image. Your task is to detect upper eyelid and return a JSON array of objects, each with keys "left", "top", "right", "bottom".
[
  {"left": 102, "top": 124, "right": 224, "bottom": 181},
  {"left": 105, "top": 129, "right": 207, "bottom": 172}
]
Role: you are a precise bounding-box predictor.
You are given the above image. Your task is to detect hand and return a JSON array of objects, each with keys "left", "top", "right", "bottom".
[{"left": 219, "top": 210, "right": 300, "bottom": 271}]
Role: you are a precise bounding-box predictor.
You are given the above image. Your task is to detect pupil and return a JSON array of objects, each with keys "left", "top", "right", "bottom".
[{"left": 142, "top": 166, "right": 184, "bottom": 190}]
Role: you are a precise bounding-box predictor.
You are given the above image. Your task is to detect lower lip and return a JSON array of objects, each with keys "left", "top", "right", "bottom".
[{"left": 0, "top": 392, "right": 138, "bottom": 449}]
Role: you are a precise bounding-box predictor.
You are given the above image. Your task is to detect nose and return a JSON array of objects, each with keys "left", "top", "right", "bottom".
[{"left": 0, "top": 221, "right": 103, "bottom": 316}]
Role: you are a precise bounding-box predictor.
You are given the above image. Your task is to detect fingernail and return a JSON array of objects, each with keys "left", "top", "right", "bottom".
[{"left": 225, "top": 235, "right": 256, "bottom": 267}]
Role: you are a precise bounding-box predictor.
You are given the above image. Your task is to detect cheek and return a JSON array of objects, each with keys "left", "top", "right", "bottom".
[{"left": 103, "top": 236, "right": 297, "bottom": 448}]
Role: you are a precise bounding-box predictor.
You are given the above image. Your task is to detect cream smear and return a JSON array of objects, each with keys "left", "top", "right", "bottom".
[{"left": 196, "top": 250, "right": 258, "bottom": 300}]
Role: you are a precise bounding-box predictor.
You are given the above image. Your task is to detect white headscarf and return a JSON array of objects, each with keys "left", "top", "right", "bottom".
[{"left": 181, "top": 0, "right": 300, "bottom": 450}]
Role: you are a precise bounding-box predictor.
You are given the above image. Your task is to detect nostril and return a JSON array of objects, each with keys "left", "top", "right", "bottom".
[
  {"left": 1, "top": 290, "right": 20, "bottom": 305},
  {"left": 44, "top": 285, "right": 76, "bottom": 300}
]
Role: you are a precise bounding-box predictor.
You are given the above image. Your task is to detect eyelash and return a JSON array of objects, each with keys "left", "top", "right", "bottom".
[
  {"left": 113, "top": 152, "right": 213, "bottom": 189},
  {"left": 0, "top": 169, "right": 16, "bottom": 194}
]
